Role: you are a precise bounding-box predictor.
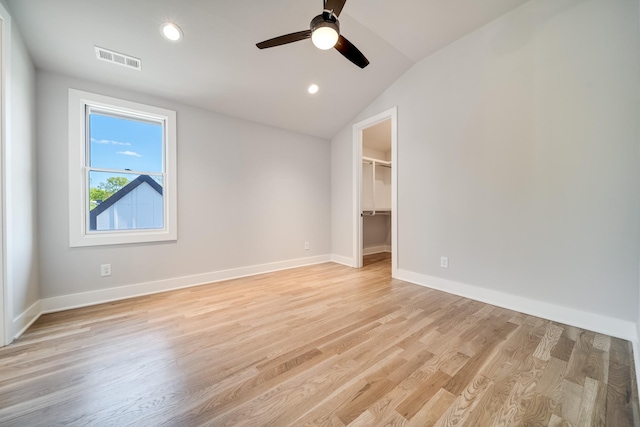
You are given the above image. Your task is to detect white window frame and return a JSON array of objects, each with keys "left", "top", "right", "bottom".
[{"left": 68, "top": 89, "right": 177, "bottom": 247}]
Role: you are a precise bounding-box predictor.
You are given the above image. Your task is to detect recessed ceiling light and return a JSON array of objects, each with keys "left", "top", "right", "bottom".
[
  {"left": 308, "top": 84, "right": 319, "bottom": 94},
  {"left": 160, "top": 22, "right": 183, "bottom": 42}
]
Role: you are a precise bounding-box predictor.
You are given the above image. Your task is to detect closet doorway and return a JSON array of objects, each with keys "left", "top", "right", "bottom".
[{"left": 352, "top": 107, "right": 397, "bottom": 275}]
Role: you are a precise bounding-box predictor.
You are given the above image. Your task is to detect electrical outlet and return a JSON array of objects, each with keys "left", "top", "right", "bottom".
[
  {"left": 100, "top": 264, "right": 112, "bottom": 277},
  {"left": 440, "top": 257, "right": 449, "bottom": 268},
  {"left": 305, "top": 242, "right": 310, "bottom": 251}
]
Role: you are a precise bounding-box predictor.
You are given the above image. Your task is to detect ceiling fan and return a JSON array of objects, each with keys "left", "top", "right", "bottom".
[{"left": 256, "top": 0, "right": 369, "bottom": 69}]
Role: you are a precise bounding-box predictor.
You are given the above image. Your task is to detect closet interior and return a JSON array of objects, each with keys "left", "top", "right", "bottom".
[{"left": 361, "top": 119, "right": 392, "bottom": 256}]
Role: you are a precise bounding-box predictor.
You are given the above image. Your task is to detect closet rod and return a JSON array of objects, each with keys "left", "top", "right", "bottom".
[
  {"left": 362, "top": 210, "right": 391, "bottom": 216},
  {"left": 362, "top": 156, "right": 392, "bottom": 167}
]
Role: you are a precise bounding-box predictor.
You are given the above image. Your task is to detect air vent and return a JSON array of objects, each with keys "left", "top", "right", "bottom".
[{"left": 94, "top": 47, "right": 141, "bottom": 71}]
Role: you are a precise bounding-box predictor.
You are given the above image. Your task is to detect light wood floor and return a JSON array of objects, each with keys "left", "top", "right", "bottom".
[{"left": 0, "top": 253, "right": 638, "bottom": 426}]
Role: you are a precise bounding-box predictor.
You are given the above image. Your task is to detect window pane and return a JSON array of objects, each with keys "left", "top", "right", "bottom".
[
  {"left": 88, "top": 171, "right": 164, "bottom": 232},
  {"left": 89, "top": 112, "right": 163, "bottom": 173}
]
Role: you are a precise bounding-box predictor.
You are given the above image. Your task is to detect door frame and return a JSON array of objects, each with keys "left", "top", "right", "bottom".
[
  {"left": 0, "top": 2, "right": 10, "bottom": 346},
  {"left": 352, "top": 107, "right": 398, "bottom": 275}
]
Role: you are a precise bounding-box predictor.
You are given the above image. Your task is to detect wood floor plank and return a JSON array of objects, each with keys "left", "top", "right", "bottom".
[
  {"left": 555, "top": 379, "right": 584, "bottom": 425},
  {"left": 442, "top": 322, "right": 516, "bottom": 396},
  {"left": 0, "top": 253, "right": 636, "bottom": 426},
  {"left": 536, "top": 356, "right": 568, "bottom": 401},
  {"left": 551, "top": 335, "right": 577, "bottom": 362},
  {"left": 433, "top": 374, "right": 493, "bottom": 427},
  {"left": 564, "top": 330, "right": 596, "bottom": 386},
  {"left": 606, "top": 338, "right": 639, "bottom": 426},
  {"left": 593, "top": 333, "right": 612, "bottom": 352},
  {"left": 576, "top": 376, "right": 607, "bottom": 426},
  {"left": 534, "top": 324, "right": 564, "bottom": 361},
  {"left": 405, "top": 387, "right": 457, "bottom": 427},
  {"left": 395, "top": 370, "right": 451, "bottom": 420},
  {"left": 520, "top": 393, "right": 556, "bottom": 426},
  {"left": 292, "top": 378, "right": 369, "bottom": 426},
  {"left": 548, "top": 413, "right": 572, "bottom": 426}
]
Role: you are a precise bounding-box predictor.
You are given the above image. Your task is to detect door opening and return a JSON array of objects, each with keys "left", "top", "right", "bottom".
[{"left": 352, "top": 107, "right": 397, "bottom": 275}]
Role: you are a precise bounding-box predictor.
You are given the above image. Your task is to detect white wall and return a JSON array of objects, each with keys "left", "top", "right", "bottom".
[
  {"left": 37, "top": 71, "right": 330, "bottom": 300},
  {"left": 332, "top": 0, "right": 640, "bottom": 324},
  {"left": 331, "top": 124, "right": 353, "bottom": 262},
  {"left": 3, "top": 2, "right": 40, "bottom": 337},
  {"left": 363, "top": 215, "right": 390, "bottom": 254}
]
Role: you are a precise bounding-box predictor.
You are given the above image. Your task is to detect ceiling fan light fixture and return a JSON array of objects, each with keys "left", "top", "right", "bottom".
[
  {"left": 311, "top": 15, "right": 339, "bottom": 50},
  {"left": 312, "top": 26, "right": 338, "bottom": 50}
]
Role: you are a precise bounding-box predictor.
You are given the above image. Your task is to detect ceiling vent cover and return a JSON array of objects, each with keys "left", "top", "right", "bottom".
[{"left": 94, "top": 47, "right": 141, "bottom": 71}]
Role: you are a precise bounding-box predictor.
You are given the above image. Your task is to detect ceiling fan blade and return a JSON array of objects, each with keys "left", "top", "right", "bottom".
[
  {"left": 256, "top": 30, "right": 312, "bottom": 49},
  {"left": 334, "top": 35, "right": 369, "bottom": 68},
  {"left": 324, "top": 0, "right": 347, "bottom": 17}
]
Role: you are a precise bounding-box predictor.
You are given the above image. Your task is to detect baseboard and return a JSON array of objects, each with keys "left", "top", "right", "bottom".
[
  {"left": 38, "top": 254, "right": 332, "bottom": 317},
  {"left": 395, "top": 269, "right": 637, "bottom": 342},
  {"left": 363, "top": 245, "right": 391, "bottom": 256},
  {"left": 633, "top": 335, "right": 640, "bottom": 405},
  {"left": 330, "top": 254, "right": 356, "bottom": 267},
  {"left": 13, "top": 258, "right": 639, "bottom": 350},
  {"left": 12, "top": 299, "right": 42, "bottom": 340}
]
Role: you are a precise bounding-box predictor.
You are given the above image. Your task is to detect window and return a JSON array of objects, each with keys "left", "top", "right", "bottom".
[{"left": 69, "top": 89, "right": 177, "bottom": 247}]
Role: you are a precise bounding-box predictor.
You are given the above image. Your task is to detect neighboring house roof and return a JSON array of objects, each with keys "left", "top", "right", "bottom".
[{"left": 89, "top": 175, "right": 163, "bottom": 230}]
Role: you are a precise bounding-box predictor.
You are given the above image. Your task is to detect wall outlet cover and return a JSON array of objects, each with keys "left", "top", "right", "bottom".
[
  {"left": 101, "top": 264, "right": 112, "bottom": 277},
  {"left": 440, "top": 257, "right": 449, "bottom": 268}
]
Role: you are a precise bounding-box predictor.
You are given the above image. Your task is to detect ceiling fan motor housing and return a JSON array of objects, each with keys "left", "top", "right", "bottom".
[{"left": 310, "top": 12, "right": 339, "bottom": 36}]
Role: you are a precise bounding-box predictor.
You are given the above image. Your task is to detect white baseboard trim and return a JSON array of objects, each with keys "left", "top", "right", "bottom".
[
  {"left": 12, "top": 258, "right": 638, "bottom": 352},
  {"left": 395, "top": 269, "right": 637, "bottom": 342},
  {"left": 12, "top": 299, "right": 42, "bottom": 340},
  {"left": 38, "top": 254, "right": 332, "bottom": 317},
  {"left": 632, "top": 335, "right": 640, "bottom": 404},
  {"left": 330, "top": 254, "right": 356, "bottom": 267},
  {"left": 363, "top": 245, "right": 391, "bottom": 256}
]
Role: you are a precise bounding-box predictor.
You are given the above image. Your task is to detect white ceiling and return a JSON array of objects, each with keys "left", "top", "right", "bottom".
[{"left": 5, "top": 0, "right": 529, "bottom": 139}]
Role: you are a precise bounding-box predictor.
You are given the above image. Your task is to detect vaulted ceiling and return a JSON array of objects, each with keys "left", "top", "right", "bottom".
[{"left": 6, "top": 0, "right": 529, "bottom": 139}]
